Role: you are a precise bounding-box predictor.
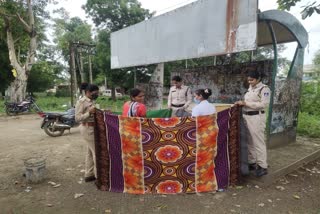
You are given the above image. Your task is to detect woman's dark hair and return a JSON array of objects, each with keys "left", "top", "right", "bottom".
[
  {"left": 247, "top": 70, "right": 264, "bottom": 81},
  {"left": 130, "top": 88, "right": 142, "bottom": 100},
  {"left": 85, "top": 84, "right": 99, "bottom": 92},
  {"left": 195, "top": 88, "right": 212, "bottom": 100},
  {"left": 172, "top": 76, "right": 182, "bottom": 82}
]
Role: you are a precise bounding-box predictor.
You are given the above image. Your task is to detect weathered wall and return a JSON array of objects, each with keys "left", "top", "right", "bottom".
[
  {"left": 172, "top": 60, "right": 303, "bottom": 143},
  {"left": 268, "top": 49, "right": 304, "bottom": 146},
  {"left": 172, "top": 60, "right": 273, "bottom": 104}
]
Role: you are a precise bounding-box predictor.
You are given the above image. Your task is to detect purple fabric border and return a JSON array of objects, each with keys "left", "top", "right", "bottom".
[
  {"left": 215, "top": 108, "right": 231, "bottom": 189},
  {"left": 105, "top": 113, "right": 124, "bottom": 192}
]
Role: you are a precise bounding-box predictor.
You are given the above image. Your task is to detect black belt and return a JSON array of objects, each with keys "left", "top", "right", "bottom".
[
  {"left": 171, "top": 104, "right": 184, "bottom": 108},
  {"left": 243, "top": 111, "right": 265, "bottom": 116}
]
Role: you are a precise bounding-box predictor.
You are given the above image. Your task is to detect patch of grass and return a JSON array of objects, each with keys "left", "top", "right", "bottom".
[
  {"left": 95, "top": 96, "right": 128, "bottom": 113},
  {"left": 36, "top": 96, "right": 71, "bottom": 112},
  {"left": 297, "top": 112, "right": 320, "bottom": 138},
  {"left": 0, "top": 95, "right": 130, "bottom": 114},
  {"left": 0, "top": 94, "right": 168, "bottom": 115},
  {"left": 0, "top": 100, "right": 5, "bottom": 114}
]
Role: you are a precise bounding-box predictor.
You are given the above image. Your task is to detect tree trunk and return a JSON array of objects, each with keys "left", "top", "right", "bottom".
[
  {"left": 8, "top": 75, "right": 28, "bottom": 102},
  {"left": 111, "top": 86, "right": 116, "bottom": 101},
  {"left": 144, "top": 63, "right": 164, "bottom": 110},
  {"left": 3, "top": 0, "right": 37, "bottom": 102}
]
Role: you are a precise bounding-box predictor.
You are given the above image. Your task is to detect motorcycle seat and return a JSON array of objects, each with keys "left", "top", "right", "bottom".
[
  {"left": 45, "top": 112, "right": 66, "bottom": 118},
  {"left": 61, "top": 115, "right": 75, "bottom": 120}
]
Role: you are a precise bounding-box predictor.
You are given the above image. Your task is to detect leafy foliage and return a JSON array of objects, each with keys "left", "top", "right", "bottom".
[
  {"left": 277, "top": 0, "right": 320, "bottom": 19},
  {"left": 0, "top": 40, "right": 13, "bottom": 95},
  {"left": 53, "top": 14, "right": 93, "bottom": 62},
  {"left": 27, "top": 60, "right": 63, "bottom": 93},
  {"left": 300, "top": 82, "right": 320, "bottom": 116},
  {"left": 0, "top": 0, "right": 51, "bottom": 63},
  {"left": 297, "top": 111, "right": 320, "bottom": 137},
  {"left": 82, "top": 0, "right": 154, "bottom": 99},
  {"left": 83, "top": 0, "right": 153, "bottom": 31},
  {"left": 297, "top": 50, "right": 320, "bottom": 137}
]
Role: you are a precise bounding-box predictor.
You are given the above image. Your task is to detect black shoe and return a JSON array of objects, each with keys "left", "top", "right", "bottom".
[
  {"left": 84, "top": 175, "right": 96, "bottom": 182},
  {"left": 256, "top": 165, "right": 268, "bottom": 177},
  {"left": 249, "top": 163, "right": 256, "bottom": 171}
]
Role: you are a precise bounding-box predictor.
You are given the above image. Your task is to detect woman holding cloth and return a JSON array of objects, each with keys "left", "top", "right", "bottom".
[
  {"left": 122, "top": 88, "right": 147, "bottom": 117},
  {"left": 235, "top": 70, "right": 271, "bottom": 177},
  {"left": 75, "top": 84, "right": 99, "bottom": 182},
  {"left": 192, "top": 88, "right": 216, "bottom": 116}
]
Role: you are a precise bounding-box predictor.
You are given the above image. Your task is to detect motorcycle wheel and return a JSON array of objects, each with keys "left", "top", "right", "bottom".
[
  {"left": 5, "top": 106, "right": 17, "bottom": 116},
  {"left": 43, "top": 121, "right": 65, "bottom": 137}
]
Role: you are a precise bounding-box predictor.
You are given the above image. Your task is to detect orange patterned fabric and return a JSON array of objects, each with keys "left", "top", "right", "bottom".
[
  {"left": 94, "top": 109, "right": 240, "bottom": 194},
  {"left": 142, "top": 117, "right": 196, "bottom": 194},
  {"left": 195, "top": 115, "right": 218, "bottom": 192},
  {"left": 119, "top": 116, "right": 144, "bottom": 194}
]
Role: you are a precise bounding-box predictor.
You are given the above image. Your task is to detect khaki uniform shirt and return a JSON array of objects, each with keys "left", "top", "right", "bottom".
[
  {"left": 243, "top": 82, "right": 271, "bottom": 112},
  {"left": 168, "top": 85, "right": 192, "bottom": 109},
  {"left": 75, "top": 96, "right": 95, "bottom": 123}
]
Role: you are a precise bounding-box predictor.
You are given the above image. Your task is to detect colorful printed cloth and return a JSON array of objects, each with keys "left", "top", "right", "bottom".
[{"left": 94, "top": 107, "right": 241, "bottom": 194}]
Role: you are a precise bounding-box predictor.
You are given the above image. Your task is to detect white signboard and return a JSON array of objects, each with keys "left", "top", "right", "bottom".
[{"left": 111, "top": 0, "right": 257, "bottom": 69}]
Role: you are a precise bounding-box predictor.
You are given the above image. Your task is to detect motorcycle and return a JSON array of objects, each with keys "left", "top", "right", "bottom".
[
  {"left": 4, "top": 96, "right": 42, "bottom": 116},
  {"left": 40, "top": 108, "right": 79, "bottom": 137}
]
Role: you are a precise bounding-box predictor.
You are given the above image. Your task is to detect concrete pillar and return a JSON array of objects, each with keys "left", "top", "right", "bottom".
[{"left": 144, "top": 63, "right": 164, "bottom": 110}]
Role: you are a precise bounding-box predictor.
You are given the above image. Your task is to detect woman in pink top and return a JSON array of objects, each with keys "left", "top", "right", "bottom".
[{"left": 122, "top": 88, "right": 147, "bottom": 117}]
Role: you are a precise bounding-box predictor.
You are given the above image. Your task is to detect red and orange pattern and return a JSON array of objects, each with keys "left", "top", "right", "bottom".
[
  {"left": 155, "top": 145, "right": 183, "bottom": 164},
  {"left": 155, "top": 180, "right": 183, "bottom": 194},
  {"left": 195, "top": 115, "right": 218, "bottom": 192},
  {"left": 153, "top": 117, "right": 181, "bottom": 128},
  {"left": 119, "top": 116, "right": 144, "bottom": 194},
  {"left": 143, "top": 117, "right": 196, "bottom": 194}
]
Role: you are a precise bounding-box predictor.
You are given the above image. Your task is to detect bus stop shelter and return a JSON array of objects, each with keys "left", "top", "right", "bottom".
[{"left": 110, "top": 0, "right": 308, "bottom": 148}]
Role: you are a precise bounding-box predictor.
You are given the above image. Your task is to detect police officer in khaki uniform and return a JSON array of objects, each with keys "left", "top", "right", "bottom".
[
  {"left": 235, "top": 70, "right": 271, "bottom": 177},
  {"left": 168, "top": 76, "right": 192, "bottom": 117},
  {"left": 75, "top": 84, "right": 99, "bottom": 182}
]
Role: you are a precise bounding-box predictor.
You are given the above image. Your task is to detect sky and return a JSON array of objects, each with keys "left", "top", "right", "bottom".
[{"left": 50, "top": 0, "right": 320, "bottom": 65}]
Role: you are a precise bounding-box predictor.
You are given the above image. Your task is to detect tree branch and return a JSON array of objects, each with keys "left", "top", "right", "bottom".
[
  {"left": 16, "top": 13, "right": 32, "bottom": 33},
  {"left": 0, "top": 10, "right": 15, "bottom": 19}
]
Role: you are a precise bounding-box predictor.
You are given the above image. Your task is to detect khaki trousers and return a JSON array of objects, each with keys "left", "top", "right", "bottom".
[
  {"left": 80, "top": 125, "right": 97, "bottom": 178},
  {"left": 171, "top": 107, "right": 191, "bottom": 117},
  {"left": 171, "top": 107, "right": 182, "bottom": 117},
  {"left": 243, "top": 113, "right": 268, "bottom": 169}
]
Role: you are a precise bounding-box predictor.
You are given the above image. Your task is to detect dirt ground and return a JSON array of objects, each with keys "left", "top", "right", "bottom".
[{"left": 0, "top": 114, "right": 319, "bottom": 214}]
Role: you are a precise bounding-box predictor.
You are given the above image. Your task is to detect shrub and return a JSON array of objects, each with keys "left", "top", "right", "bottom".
[
  {"left": 297, "top": 112, "right": 320, "bottom": 138},
  {"left": 55, "top": 88, "right": 71, "bottom": 97}
]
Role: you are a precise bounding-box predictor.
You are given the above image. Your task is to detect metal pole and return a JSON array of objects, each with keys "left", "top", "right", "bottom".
[
  {"left": 134, "top": 70, "right": 136, "bottom": 88},
  {"left": 287, "top": 46, "right": 299, "bottom": 79},
  {"left": 69, "top": 43, "right": 74, "bottom": 107},
  {"left": 266, "top": 21, "right": 278, "bottom": 143},
  {"left": 89, "top": 55, "right": 93, "bottom": 83},
  {"left": 79, "top": 51, "right": 85, "bottom": 83},
  {"left": 71, "top": 45, "right": 78, "bottom": 100}
]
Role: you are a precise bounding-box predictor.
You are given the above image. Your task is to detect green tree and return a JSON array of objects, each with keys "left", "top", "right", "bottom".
[
  {"left": 83, "top": 0, "right": 153, "bottom": 99},
  {"left": 27, "top": 44, "right": 65, "bottom": 94},
  {"left": 312, "top": 50, "right": 320, "bottom": 82},
  {"left": 83, "top": 0, "right": 153, "bottom": 32},
  {"left": 27, "top": 61, "right": 56, "bottom": 94},
  {"left": 0, "top": 40, "right": 13, "bottom": 97},
  {"left": 0, "top": 0, "right": 51, "bottom": 102},
  {"left": 313, "top": 50, "right": 320, "bottom": 76},
  {"left": 300, "top": 50, "right": 320, "bottom": 115},
  {"left": 277, "top": 0, "right": 320, "bottom": 19},
  {"left": 93, "top": 29, "right": 154, "bottom": 93},
  {"left": 52, "top": 10, "right": 93, "bottom": 88}
]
